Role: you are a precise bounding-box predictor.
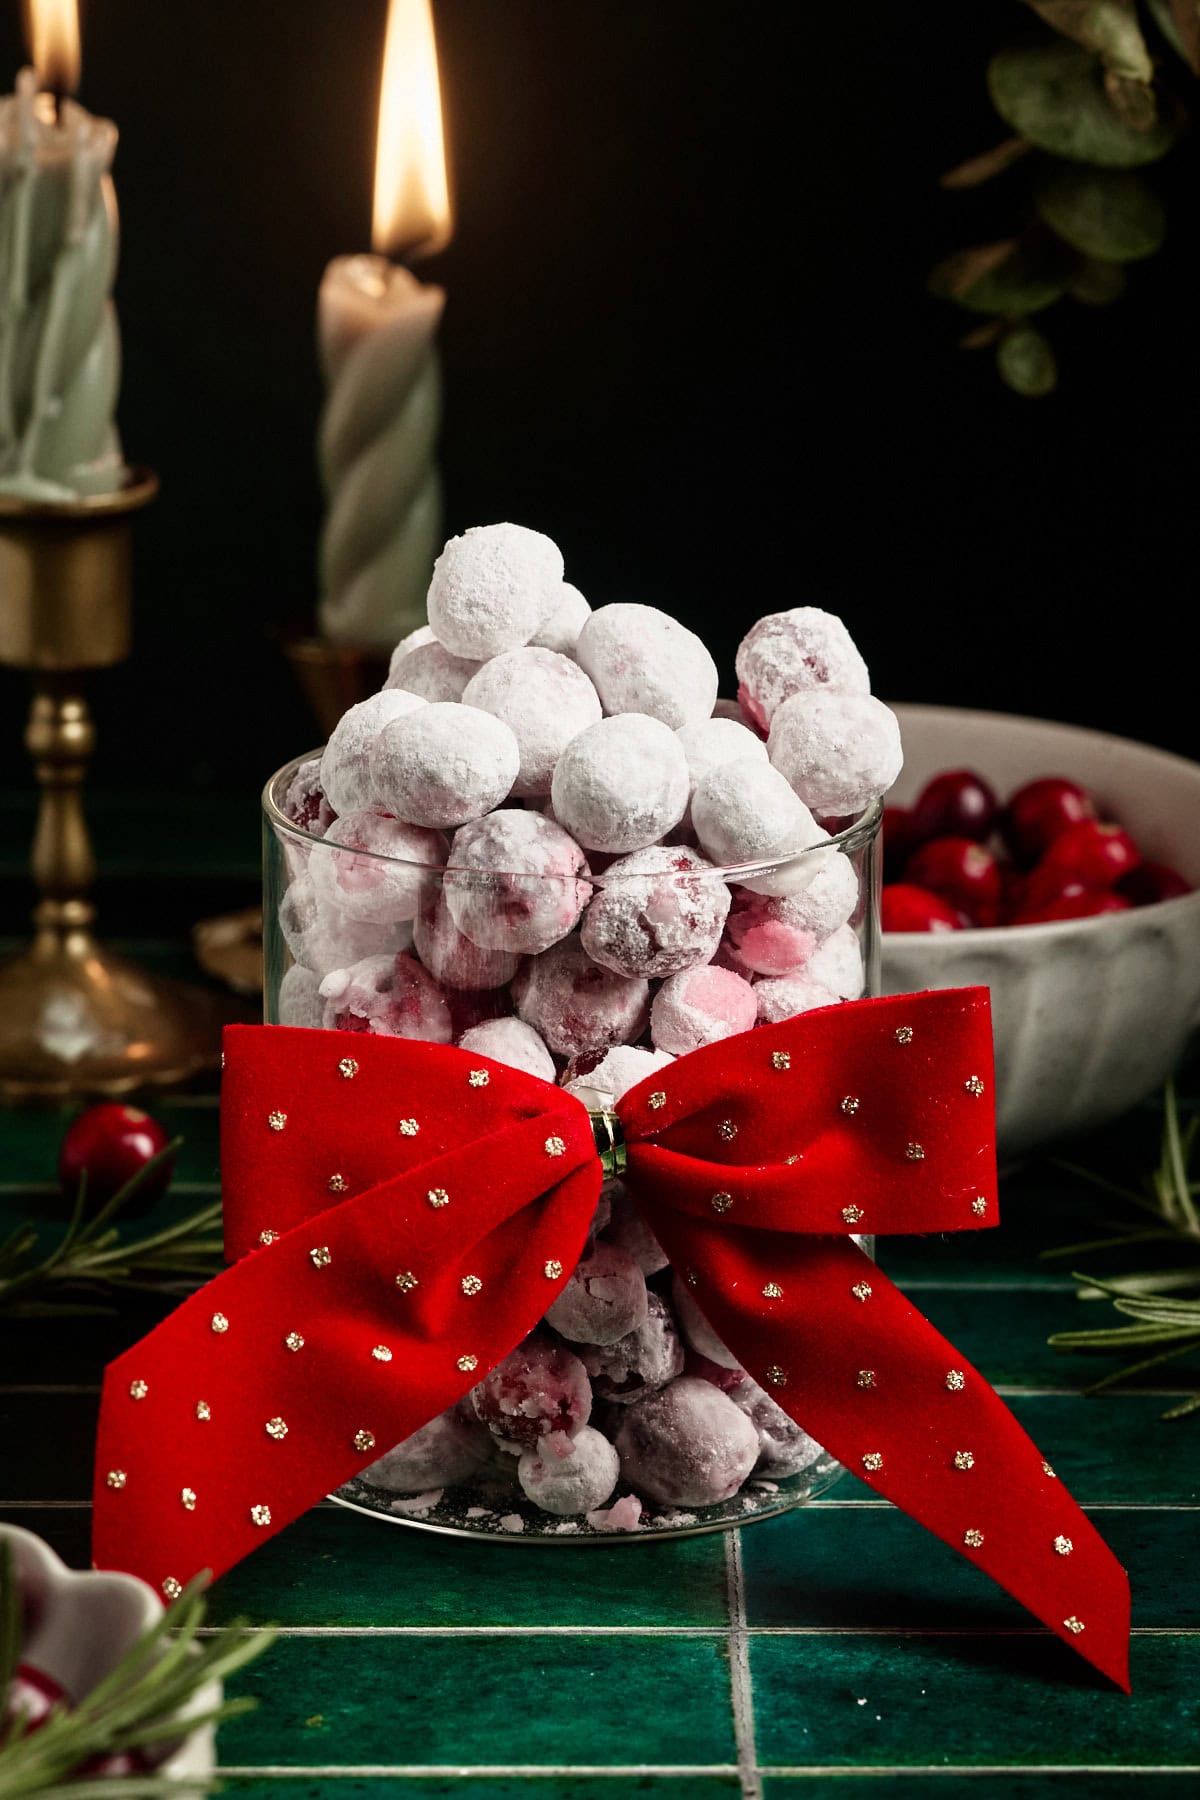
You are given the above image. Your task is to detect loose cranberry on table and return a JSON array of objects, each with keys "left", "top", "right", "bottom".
[
  {"left": 880, "top": 882, "right": 965, "bottom": 933},
  {"left": 909, "top": 769, "right": 998, "bottom": 845},
  {"left": 905, "top": 836, "right": 1004, "bottom": 926},
  {"left": 57, "top": 1104, "right": 175, "bottom": 1216},
  {"left": 1002, "top": 777, "right": 1095, "bottom": 866},
  {"left": 1024, "top": 820, "right": 1141, "bottom": 903},
  {"left": 1117, "top": 861, "right": 1191, "bottom": 906}
]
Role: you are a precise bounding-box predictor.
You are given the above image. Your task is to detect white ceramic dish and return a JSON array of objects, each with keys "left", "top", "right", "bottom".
[
  {"left": 883, "top": 704, "right": 1200, "bottom": 1160},
  {"left": 0, "top": 1524, "right": 218, "bottom": 1790}
]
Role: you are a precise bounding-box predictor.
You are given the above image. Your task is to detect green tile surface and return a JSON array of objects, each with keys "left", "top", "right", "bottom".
[{"left": 0, "top": 922, "right": 1196, "bottom": 1799}]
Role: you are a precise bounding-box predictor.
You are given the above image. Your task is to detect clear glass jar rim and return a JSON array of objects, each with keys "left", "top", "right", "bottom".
[{"left": 263, "top": 749, "right": 883, "bottom": 884}]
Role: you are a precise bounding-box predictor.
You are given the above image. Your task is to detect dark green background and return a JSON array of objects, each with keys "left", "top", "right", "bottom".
[{"left": 1, "top": 1, "right": 1196, "bottom": 796}]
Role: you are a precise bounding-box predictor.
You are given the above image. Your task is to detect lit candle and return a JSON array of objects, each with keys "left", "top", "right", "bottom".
[
  {"left": 0, "top": 0, "right": 125, "bottom": 499},
  {"left": 317, "top": 0, "right": 451, "bottom": 649}
]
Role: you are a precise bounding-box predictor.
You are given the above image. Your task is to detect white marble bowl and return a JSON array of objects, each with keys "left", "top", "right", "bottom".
[
  {"left": 882, "top": 704, "right": 1200, "bottom": 1159},
  {"left": 0, "top": 1524, "right": 218, "bottom": 1788}
]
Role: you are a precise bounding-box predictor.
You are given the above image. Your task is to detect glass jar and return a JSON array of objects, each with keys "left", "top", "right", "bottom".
[{"left": 262, "top": 752, "right": 881, "bottom": 1541}]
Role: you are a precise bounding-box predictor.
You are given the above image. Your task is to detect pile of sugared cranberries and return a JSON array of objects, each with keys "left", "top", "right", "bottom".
[{"left": 882, "top": 770, "right": 1190, "bottom": 931}]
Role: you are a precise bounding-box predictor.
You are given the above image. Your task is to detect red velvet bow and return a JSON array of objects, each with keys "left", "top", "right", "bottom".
[{"left": 91, "top": 988, "right": 1130, "bottom": 1690}]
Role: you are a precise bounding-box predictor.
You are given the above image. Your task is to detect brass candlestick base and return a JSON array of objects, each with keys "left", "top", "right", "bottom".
[
  {"left": 282, "top": 631, "right": 389, "bottom": 739},
  {"left": 0, "top": 472, "right": 229, "bottom": 1101}
]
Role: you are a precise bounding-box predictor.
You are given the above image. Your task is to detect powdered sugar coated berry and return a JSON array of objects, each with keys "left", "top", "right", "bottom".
[
  {"left": 614, "top": 1376, "right": 759, "bottom": 1506},
  {"left": 370, "top": 701, "right": 520, "bottom": 828},
  {"left": 456, "top": 1016, "right": 556, "bottom": 1082},
  {"left": 735, "top": 606, "right": 870, "bottom": 732},
  {"left": 444, "top": 810, "right": 592, "bottom": 955},
  {"left": 545, "top": 1240, "right": 649, "bottom": 1346},
  {"left": 691, "top": 757, "right": 833, "bottom": 897},
  {"left": 319, "top": 687, "right": 426, "bottom": 817},
  {"left": 575, "top": 602, "right": 719, "bottom": 728},
  {"left": 513, "top": 934, "right": 650, "bottom": 1058},
  {"left": 318, "top": 950, "right": 452, "bottom": 1041},
  {"left": 311, "top": 810, "right": 447, "bottom": 924},
  {"left": 551, "top": 714, "right": 690, "bottom": 853},
  {"left": 518, "top": 1425, "right": 620, "bottom": 1516},
  {"left": 462, "top": 646, "right": 602, "bottom": 797},
  {"left": 650, "top": 963, "right": 758, "bottom": 1055},
  {"left": 768, "top": 689, "right": 903, "bottom": 815},
  {"left": 469, "top": 1334, "right": 592, "bottom": 1449},
  {"left": 580, "top": 845, "right": 731, "bottom": 978},
  {"left": 413, "top": 888, "right": 520, "bottom": 990},
  {"left": 427, "top": 523, "right": 565, "bottom": 660},
  {"left": 384, "top": 638, "right": 481, "bottom": 704}
]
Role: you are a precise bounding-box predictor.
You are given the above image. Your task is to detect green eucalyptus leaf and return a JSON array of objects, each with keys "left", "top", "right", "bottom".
[
  {"left": 1067, "top": 255, "right": 1128, "bottom": 303},
  {"left": 1022, "top": 1, "right": 1156, "bottom": 126},
  {"left": 1147, "top": 0, "right": 1200, "bottom": 72},
  {"left": 988, "top": 39, "right": 1180, "bottom": 165},
  {"left": 1036, "top": 163, "right": 1165, "bottom": 259},
  {"left": 997, "top": 325, "right": 1059, "bottom": 395},
  {"left": 929, "top": 240, "right": 1065, "bottom": 316}
]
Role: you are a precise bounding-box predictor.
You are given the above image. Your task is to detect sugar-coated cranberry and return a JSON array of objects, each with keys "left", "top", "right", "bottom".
[
  {"left": 1025, "top": 820, "right": 1141, "bottom": 901},
  {"left": 1010, "top": 885, "right": 1131, "bottom": 925},
  {"left": 1002, "top": 778, "right": 1096, "bottom": 866},
  {"left": 910, "top": 770, "right": 998, "bottom": 845},
  {"left": 880, "top": 883, "right": 965, "bottom": 933},
  {"left": 1117, "top": 861, "right": 1191, "bottom": 907},
  {"left": 905, "top": 836, "right": 1004, "bottom": 926},
  {"left": 881, "top": 806, "right": 918, "bottom": 882},
  {"left": 58, "top": 1105, "right": 174, "bottom": 1216}
]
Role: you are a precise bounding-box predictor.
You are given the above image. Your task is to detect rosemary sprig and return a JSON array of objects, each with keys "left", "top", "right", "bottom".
[
  {"left": 0, "top": 1146, "right": 224, "bottom": 1319},
  {"left": 1045, "top": 1080, "right": 1200, "bottom": 1416},
  {"left": 0, "top": 1546, "right": 274, "bottom": 1798}
]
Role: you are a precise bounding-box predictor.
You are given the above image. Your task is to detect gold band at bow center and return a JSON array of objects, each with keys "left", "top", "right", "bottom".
[{"left": 588, "top": 1109, "right": 627, "bottom": 1179}]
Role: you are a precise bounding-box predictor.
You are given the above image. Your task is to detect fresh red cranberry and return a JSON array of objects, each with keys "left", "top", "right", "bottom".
[
  {"left": 1117, "top": 861, "right": 1191, "bottom": 906},
  {"left": 880, "top": 882, "right": 966, "bottom": 933},
  {"left": 910, "top": 770, "right": 998, "bottom": 845},
  {"left": 1002, "top": 777, "right": 1096, "bottom": 866},
  {"left": 1025, "top": 820, "right": 1141, "bottom": 902},
  {"left": 58, "top": 1104, "right": 174, "bottom": 1216},
  {"left": 1011, "top": 884, "right": 1131, "bottom": 925},
  {"left": 905, "top": 836, "right": 1004, "bottom": 926},
  {"left": 881, "top": 806, "right": 919, "bottom": 882}
]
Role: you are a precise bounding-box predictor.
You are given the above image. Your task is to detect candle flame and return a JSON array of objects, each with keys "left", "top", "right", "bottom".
[
  {"left": 373, "top": 0, "right": 452, "bottom": 261},
  {"left": 24, "top": 0, "right": 82, "bottom": 96}
]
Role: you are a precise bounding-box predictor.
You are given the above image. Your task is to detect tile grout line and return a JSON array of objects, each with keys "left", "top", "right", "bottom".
[
  {"left": 192, "top": 1623, "right": 1197, "bottom": 1639},
  {"left": 724, "top": 1528, "right": 763, "bottom": 1800},
  {"left": 211, "top": 1765, "right": 1200, "bottom": 1780}
]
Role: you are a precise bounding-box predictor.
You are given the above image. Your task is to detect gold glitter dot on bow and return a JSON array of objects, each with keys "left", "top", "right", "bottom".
[
  {"left": 196, "top": 1401, "right": 211, "bottom": 1421},
  {"left": 945, "top": 1370, "right": 966, "bottom": 1392},
  {"left": 461, "top": 1274, "right": 483, "bottom": 1297},
  {"left": 1054, "top": 1535, "right": 1074, "bottom": 1556},
  {"left": 762, "top": 1282, "right": 783, "bottom": 1300},
  {"left": 972, "top": 1197, "right": 988, "bottom": 1217},
  {"left": 457, "top": 1353, "right": 478, "bottom": 1373},
  {"left": 710, "top": 1192, "right": 732, "bottom": 1214},
  {"left": 372, "top": 1345, "right": 393, "bottom": 1362},
  {"left": 544, "top": 1260, "right": 563, "bottom": 1280},
  {"left": 895, "top": 1026, "right": 914, "bottom": 1045},
  {"left": 784, "top": 1153, "right": 801, "bottom": 1165},
  {"left": 427, "top": 1187, "right": 449, "bottom": 1208},
  {"left": 717, "top": 1119, "right": 737, "bottom": 1141},
  {"left": 395, "top": 1270, "right": 419, "bottom": 1294},
  {"left": 327, "top": 1174, "right": 349, "bottom": 1194},
  {"left": 468, "top": 1069, "right": 489, "bottom": 1087},
  {"left": 862, "top": 1451, "right": 884, "bottom": 1472},
  {"left": 842, "top": 1204, "right": 864, "bottom": 1225},
  {"left": 964, "top": 1528, "right": 984, "bottom": 1548},
  {"left": 953, "top": 1450, "right": 975, "bottom": 1471},
  {"left": 1063, "top": 1615, "right": 1085, "bottom": 1635},
  {"left": 106, "top": 1469, "right": 126, "bottom": 1490},
  {"left": 310, "top": 1246, "right": 332, "bottom": 1269},
  {"left": 765, "top": 1365, "right": 787, "bottom": 1388},
  {"left": 268, "top": 1111, "right": 287, "bottom": 1131},
  {"left": 250, "top": 1504, "right": 272, "bottom": 1527},
  {"left": 354, "top": 1429, "right": 376, "bottom": 1453},
  {"left": 684, "top": 1269, "right": 698, "bottom": 1286},
  {"left": 259, "top": 1228, "right": 280, "bottom": 1245},
  {"left": 905, "top": 1142, "right": 926, "bottom": 1162},
  {"left": 1042, "top": 1461, "right": 1057, "bottom": 1478},
  {"left": 964, "top": 1075, "right": 985, "bottom": 1097},
  {"left": 129, "top": 1379, "right": 148, "bottom": 1400},
  {"left": 545, "top": 1136, "right": 566, "bottom": 1157},
  {"left": 211, "top": 1312, "right": 229, "bottom": 1334},
  {"left": 647, "top": 1090, "right": 667, "bottom": 1110},
  {"left": 398, "top": 1118, "right": 419, "bottom": 1137},
  {"left": 857, "top": 1370, "right": 876, "bottom": 1388},
  {"left": 338, "top": 1057, "right": 359, "bottom": 1079},
  {"left": 840, "top": 1095, "right": 860, "bottom": 1116},
  {"left": 181, "top": 1487, "right": 197, "bottom": 1512},
  {"left": 772, "top": 1051, "right": 791, "bottom": 1071},
  {"left": 852, "top": 1281, "right": 873, "bottom": 1302},
  {"left": 162, "top": 1577, "right": 182, "bottom": 1600},
  {"left": 285, "top": 1331, "right": 304, "bottom": 1352},
  {"left": 265, "top": 1418, "right": 288, "bottom": 1440}
]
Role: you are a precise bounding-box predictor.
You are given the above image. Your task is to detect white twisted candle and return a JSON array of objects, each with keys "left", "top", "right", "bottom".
[
  {"left": 0, "top": 68, "right": 124, "bottom": 500},
  {"left": 316, "top": 253, "right": 444, "bottom": 650}
]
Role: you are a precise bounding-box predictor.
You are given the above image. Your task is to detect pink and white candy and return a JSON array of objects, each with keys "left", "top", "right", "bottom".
[{"left": 650, "top": 964, "right": 757, "bottom": 1056}]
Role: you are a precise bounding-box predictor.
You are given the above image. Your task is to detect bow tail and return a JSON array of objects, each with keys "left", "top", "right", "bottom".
[
  {"left": 92, "top": 1113, "right": 600, "bottom": 1595},
  {"left": 647, "top": 1216, "right": 1130, "bottom": 1691}
]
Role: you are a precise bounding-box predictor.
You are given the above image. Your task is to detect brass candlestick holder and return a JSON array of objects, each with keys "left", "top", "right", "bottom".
[{"left": 0, "top": 472, "right": 229, "bottom": 1100}]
